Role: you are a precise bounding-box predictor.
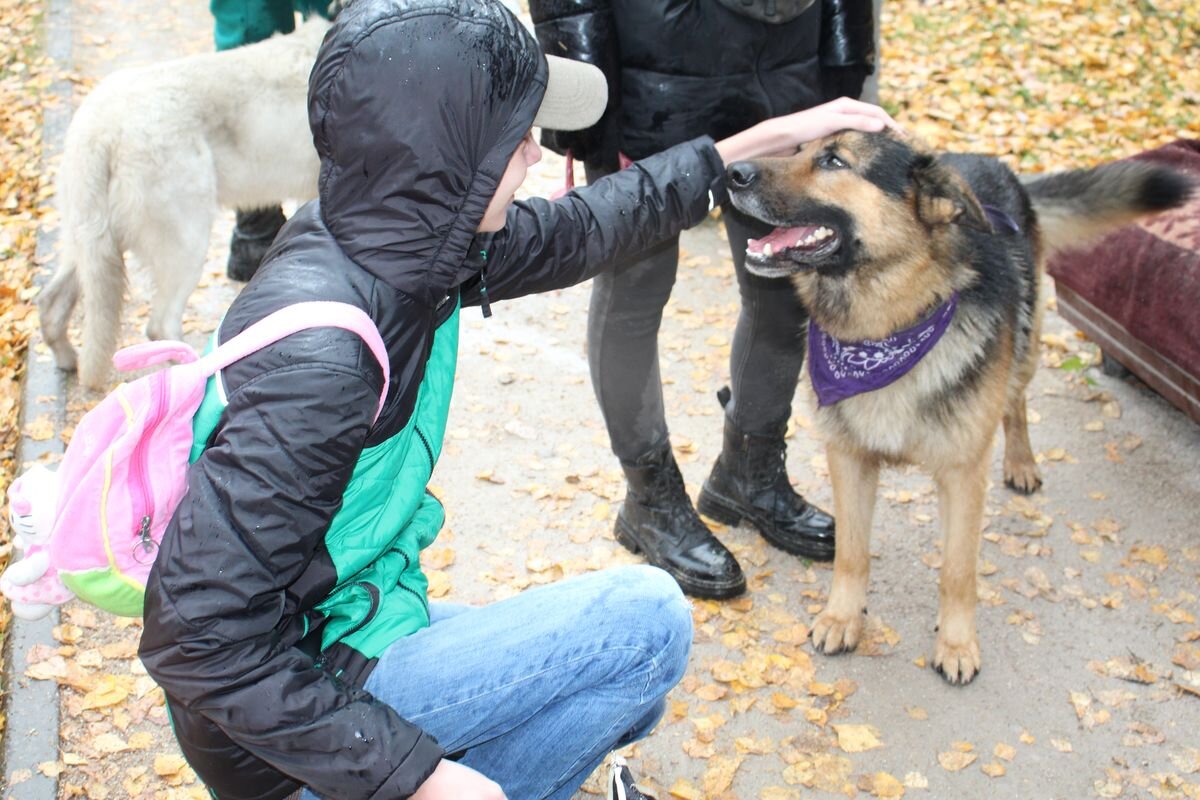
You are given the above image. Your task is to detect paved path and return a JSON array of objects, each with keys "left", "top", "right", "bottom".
[{"left": 4, "top": 1, "right": 1199, "bottom": 798}]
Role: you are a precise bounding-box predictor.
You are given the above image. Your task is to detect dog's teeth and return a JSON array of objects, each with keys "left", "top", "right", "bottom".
[{"left": 763, "top": 243, "right": 774, "bottom": 257}]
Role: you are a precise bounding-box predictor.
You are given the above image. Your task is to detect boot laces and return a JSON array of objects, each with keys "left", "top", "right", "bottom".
[
  {"left": 748, "top": 437, "right": 788, "bottom": 489},
  {"left": 651, "top": 456, "right": 715, "bottom": 547}
]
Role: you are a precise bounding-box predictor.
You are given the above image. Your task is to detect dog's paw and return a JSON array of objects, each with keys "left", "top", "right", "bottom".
[
  {"left": 1003, "top": 459, "right": 1043, "bottom": 495},
  {"left": 810, "top": 608, "right": 864, "bottom": 655},
  {"left": 47, "top": 342, "right": 78, "bottom": 373},
  {"left": 932, "top": 632, "right": 981, "bottom": 685}
]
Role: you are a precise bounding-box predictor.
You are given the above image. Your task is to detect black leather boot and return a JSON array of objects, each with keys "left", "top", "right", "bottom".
[
  {"left": 616, "top": 443, "right": 746, "bottom": 599},
  {"left": 227, "top": 206, "right": 287, "bottom": 281},
  {"left": 697, "top": 416, "right": 836, "bottom": 561}
]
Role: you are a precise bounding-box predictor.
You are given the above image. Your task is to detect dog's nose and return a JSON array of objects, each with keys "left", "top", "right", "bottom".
[{"left": 727, "top": 161, "right": 760, "bottom": 190}]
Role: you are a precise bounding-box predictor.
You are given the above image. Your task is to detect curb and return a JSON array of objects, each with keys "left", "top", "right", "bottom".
[{"left": 2, "top": 0, "right": 72, "bottom": 794}]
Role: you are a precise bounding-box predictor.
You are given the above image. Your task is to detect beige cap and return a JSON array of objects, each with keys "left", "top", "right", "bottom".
[{"left": 533, "top": 55, "right": 608, "bottom": 132}]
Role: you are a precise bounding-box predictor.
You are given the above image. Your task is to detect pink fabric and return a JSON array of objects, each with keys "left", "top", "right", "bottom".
[{"left": 1, "top": 302, "right": 389, "bottom": 618}]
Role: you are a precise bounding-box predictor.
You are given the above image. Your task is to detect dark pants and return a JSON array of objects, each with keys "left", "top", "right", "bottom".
[{"left": 585, "top": 164, "right": 809, "bottom": 464}]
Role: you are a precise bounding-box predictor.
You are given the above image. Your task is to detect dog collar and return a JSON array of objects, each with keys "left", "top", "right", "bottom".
[{"left": 808, "top": 292, "right": 959, "bottom": 407}]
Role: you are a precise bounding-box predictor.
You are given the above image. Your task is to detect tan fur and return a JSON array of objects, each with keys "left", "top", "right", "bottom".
[{"left": 727, "top": 131, "right": 1184, "bottom": 685}]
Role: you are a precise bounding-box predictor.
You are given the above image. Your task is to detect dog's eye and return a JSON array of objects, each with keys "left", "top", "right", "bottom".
[{"left": 818, "top": 152, "right": 849, "bottom": 170}]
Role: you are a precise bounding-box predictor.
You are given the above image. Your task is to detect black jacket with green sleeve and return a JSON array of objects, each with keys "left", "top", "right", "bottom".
[{"left": 138, "top": 1, "right": 728, "bottom": 799}]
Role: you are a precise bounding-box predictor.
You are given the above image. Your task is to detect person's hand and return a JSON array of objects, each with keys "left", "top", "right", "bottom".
[
  {"left": 767, "top": 97, "right": 903, "bottom": 149},
  {"left": 410, "top": 760, "right": 506, "bottom": 800},
  {"left": 714, "top": 97, "right": 904, "bottom": 164}
]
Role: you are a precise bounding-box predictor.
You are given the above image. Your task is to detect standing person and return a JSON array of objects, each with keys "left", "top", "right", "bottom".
[
  {"left": 859, "top": 0, "right": 885, "bottom": 105},
  {"left": 530, "top": 0, "right": 877, "bottom": 598},
  {"left": 211, "top": 0, "right": 331, "bottom": 281},
  {"left": 138, "top": 1, "right": 897, "bottom": 798}
]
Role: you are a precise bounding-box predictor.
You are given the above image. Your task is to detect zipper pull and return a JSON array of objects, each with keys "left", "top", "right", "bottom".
[
  {"left": 478, "top": 249, "right": 492, "bottom": 319},
  {"left": 133, "top": 515, "right": 157, "bottom": 564}
]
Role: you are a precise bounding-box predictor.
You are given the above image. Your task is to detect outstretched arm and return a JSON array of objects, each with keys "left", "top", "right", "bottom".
[{"left": 461, "top": 99, "right": 900, "bottom": 306}]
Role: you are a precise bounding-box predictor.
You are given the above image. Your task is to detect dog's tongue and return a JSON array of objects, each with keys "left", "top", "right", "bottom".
[{"left": 747, "top": 225, "right": 823, "bottom": 254}]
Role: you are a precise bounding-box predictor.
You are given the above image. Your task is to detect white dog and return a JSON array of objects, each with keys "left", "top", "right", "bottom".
[{"left": 39, "top": 20, "right": 327, "bottom": 389}]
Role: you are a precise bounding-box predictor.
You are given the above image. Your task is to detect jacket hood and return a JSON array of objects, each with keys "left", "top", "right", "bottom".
[{"left": 308, "top": 0, "right": 547, "bottom": 305}]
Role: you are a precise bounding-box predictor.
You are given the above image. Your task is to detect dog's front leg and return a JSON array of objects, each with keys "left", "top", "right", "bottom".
[
  {"left": 811, "top": 443, "right": 879, "bottom": 655},
  {"left": 932, "top": 456, "right": 988, "bottom": 685},
  {"left": 1002, "top": 393, "right": 1043, "bottom": 495}
]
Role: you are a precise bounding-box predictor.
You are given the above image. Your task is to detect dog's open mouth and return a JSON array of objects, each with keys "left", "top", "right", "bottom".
[{"left": 744, "top": 224, "right": 841, "bottom": 277}]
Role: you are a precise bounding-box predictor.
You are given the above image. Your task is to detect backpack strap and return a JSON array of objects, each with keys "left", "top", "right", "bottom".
[{"left": 195, "top": 301, "right": 390, "bottom": 422}]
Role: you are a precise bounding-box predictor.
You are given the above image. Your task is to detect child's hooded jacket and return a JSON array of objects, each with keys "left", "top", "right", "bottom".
[{"left": 138, "top": 1, "right": 727, "bottom": 798}]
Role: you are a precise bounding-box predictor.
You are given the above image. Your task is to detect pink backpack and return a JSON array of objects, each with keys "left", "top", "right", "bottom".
[{"left": 1, "top": 302, "right": 389, "bottom": 619}]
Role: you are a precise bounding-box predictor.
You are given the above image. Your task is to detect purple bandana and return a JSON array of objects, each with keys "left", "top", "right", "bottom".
[{"left": 808, "top": 293, "right": 959, "bottom": 407}]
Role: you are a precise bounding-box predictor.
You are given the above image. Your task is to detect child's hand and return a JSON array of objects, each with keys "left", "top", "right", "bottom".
[{"left": 411, "top": 760, "right": 506, "bottom": 800}]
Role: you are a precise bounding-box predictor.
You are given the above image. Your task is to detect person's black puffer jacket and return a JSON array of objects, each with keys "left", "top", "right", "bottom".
[
  {"left": 137, "top": 1, "right": 729, "bottom": 798},
  {"left": 530, "top": 0, "right": 875, "bottom": 168}
]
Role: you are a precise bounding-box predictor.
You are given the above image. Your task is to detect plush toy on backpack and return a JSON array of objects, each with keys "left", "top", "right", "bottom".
[
  {"left": 1, "top": 464, "right": 75, "bottom": 619},
  {"left": 0, "top": 302, "right": 389, "bottom": 620}
]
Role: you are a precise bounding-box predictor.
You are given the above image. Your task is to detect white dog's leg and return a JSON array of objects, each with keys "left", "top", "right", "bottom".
[
  {"left": 115, "top": 151, "right": 217, "bottom": 345},
  {"left": 141, "top": 204, "right": 214, "bottom": 343},
  {"left": 75, "top": 221, "right": 129, "bottom": 390},
  {"left": 37, "top": 257, "right": 81, "bottom": 373}
]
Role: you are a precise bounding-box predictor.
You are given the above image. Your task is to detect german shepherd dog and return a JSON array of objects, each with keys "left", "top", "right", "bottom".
[{"left": 724, "top": 132, "right": 1192, "bottom": 684}]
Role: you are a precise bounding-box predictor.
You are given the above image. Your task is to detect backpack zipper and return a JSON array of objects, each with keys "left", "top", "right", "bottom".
[{"left": 128, "top": 374, "right": 169, "bottom": 565}]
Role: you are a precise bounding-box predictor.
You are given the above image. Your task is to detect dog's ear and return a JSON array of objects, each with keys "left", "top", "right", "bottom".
[{"left": 911, "top": 155, "right": 993, "bottom": 233}]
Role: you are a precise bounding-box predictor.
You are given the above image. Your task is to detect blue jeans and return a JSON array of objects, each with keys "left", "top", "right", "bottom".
[{"left": 299, "top": 565, "right": 691, "bottom": 800}]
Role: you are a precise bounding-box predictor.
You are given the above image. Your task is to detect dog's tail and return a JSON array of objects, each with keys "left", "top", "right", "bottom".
[
  {"left": 1024, "top": 161, "right": 1193, "bottom": 257},
  {"left": 42, "top": 96, "right": 127, "bottom": 389}
]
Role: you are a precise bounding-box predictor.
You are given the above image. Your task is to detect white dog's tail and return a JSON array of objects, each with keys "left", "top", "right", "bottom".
[{"left": 40, "top": 97, "right": 127, "bottom": 389}]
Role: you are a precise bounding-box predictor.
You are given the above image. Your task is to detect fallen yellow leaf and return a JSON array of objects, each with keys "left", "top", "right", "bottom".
[
  {"left": 702, "top": 755, "right": 743, "bottom": 796},
  {"left": 668, "top": 778, "right": 703, "bottom": 800},
  {"left": 938, "top": 751, "right": 977, "bottom": 772},
  {"left": 834, "top": 723, "right": 884, "bottom": 753},
  {"left": 868, "top": 771, "right": 905, "bottom": 798},
  {"left": 154, "top": 754, "right": 189, "bottom": 777}
]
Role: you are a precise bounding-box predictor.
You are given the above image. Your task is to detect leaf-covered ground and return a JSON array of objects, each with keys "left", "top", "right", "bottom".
[
  {"left": 881, "top": 0, "right": 1199, "bottom": 170},
  {"left": 0, "top": 0, "right": 59, "bottom": 725},
  {"left": 2, "top": 0, "right": 1199, "bottom": 798}
]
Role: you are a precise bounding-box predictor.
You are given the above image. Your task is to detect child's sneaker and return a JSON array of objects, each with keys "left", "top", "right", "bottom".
[{"left": 607, "top": 756, "right": 657, "bottom": 800}]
